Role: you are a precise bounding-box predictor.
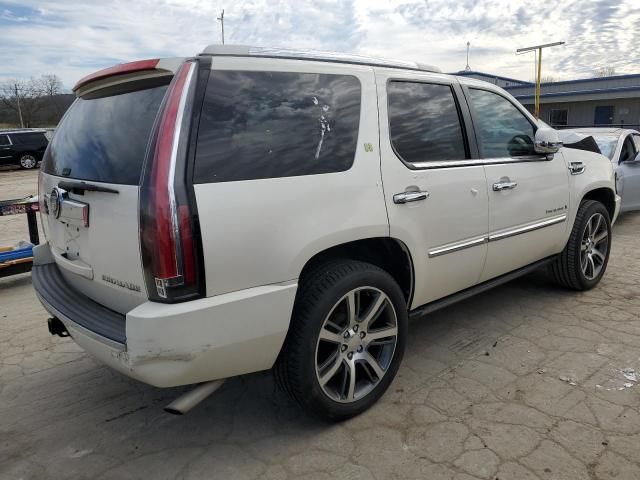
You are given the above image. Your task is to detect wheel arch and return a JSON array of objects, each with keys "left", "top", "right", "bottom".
[
  {"left": 297, "top": 237, "right": 415, "bottom": 306},
  {"left": 581, "top": 187, "right": 616, "bottom": 220}
]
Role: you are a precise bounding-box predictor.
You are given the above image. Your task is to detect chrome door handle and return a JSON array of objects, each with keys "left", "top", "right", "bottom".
[
  {"left": 493, "top": 181, "right": 518, "bottom": 191},
  {"left": 393, "top": 191, "right": 429, "bottom": 204},
  {"left": 568, "top": 162, "right": 586, "bottom": 175}
]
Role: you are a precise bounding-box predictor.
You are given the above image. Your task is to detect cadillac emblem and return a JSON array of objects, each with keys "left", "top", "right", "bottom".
[{"left": 49, "top": 187, "right": 62, "bottom": 218}]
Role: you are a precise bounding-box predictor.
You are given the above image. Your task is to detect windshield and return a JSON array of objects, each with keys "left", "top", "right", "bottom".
[
  {"left": 591, "top": 135, "right": 620, "bottom": 160},
  {"left": 43, "top": 85, "right": 167, "bottom": 185}
]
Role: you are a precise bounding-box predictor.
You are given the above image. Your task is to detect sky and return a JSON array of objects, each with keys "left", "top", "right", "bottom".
[{"left": 0, "top": 0, "right": 639, "bottom": 89}]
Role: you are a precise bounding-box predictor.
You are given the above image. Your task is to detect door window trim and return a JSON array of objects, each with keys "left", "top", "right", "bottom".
[
  {"left": 385, "top": 78, "right": 473, "bottom": 170},
  {"left": 460, "top": 84, "right": 551, "bottom": 165}
]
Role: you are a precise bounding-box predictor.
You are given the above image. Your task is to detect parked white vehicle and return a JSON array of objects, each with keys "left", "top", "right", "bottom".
[
  {"left": 559, "top": 128, "right": 640, "bottom": 212},
  {"left": 33, "top": 46, "right": 620, "bottom": 420}
]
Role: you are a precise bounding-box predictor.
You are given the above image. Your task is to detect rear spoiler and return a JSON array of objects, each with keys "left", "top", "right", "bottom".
[{"left": 73, "top": 58, "right": 185, "bottom": 97}]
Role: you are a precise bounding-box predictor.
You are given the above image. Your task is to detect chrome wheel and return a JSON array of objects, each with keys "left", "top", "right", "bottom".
[
  {"left": 315, "top": 286, "right": 398, "bottom": 403},
  {"left": 20, "top": 155, "right": 37, "bottom": 169},
  {"left": 580, "top": 212, "right": 609, "bottom": 280}
]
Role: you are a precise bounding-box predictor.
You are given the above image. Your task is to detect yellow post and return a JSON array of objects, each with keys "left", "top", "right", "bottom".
[{"left": 535, "top": 47, "right": 542, "bottom": 118}]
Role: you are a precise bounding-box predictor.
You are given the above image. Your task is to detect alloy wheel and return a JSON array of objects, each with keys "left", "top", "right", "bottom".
[
  {"left": 314, "top": 286, "right": 398, "bottom": 403},
  {"left": 20, "top": 155, "right": 37, "bottom": 169},
  {"left": 580, "top": 212, "right": 609, "bottom": 280}
]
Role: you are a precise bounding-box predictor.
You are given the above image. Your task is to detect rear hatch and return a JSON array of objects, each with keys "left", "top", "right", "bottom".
[{"left": 39, "top": 58, "right": 192, "bottom": 314}]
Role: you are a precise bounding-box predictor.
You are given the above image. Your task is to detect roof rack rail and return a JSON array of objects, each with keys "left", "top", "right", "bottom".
[{"left": 200, "top": 45, "right": 441, "bottom": 73}]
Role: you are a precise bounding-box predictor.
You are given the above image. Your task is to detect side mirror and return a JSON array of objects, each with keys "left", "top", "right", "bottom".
[{"left": 534, "top": 127, "right": 562, "bottom": 155}]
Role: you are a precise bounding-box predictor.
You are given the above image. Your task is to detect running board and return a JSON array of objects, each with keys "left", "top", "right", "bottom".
[{"left": 409, "top": 256, "right": 556, "bottom": 320}]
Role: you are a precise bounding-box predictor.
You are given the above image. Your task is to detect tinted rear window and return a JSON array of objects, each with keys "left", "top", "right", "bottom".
[
  {"left": 43, "top": 86, "right": 167, "bottom": 185},
  {"left": 13, "top": 133, "right": 47, "bottom": 145},
  {"left": 194, "top": 70, "right": 361, "bottom": 183}
]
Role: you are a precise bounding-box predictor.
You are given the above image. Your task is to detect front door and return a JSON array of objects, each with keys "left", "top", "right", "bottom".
[
  {"left": 618, "top": 133, "right": 640, "bottom": 211},
  {"left": 0, "top": 134, "right": 13, "bottom": 162},
  {"left": 377, "top": 70, "right": 489, "bottom": 308},
  {"left": 463, "top": 87, "right": 570, "bottom": 282}
]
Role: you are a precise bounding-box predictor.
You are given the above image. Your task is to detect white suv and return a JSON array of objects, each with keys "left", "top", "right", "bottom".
[{"left": 33, "top": 46, "right": 620, "bottom": 420}]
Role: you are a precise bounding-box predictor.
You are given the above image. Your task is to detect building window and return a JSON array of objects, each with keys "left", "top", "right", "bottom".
[{"left": 550, "top": 109, "right": 568, "bottom": 127}]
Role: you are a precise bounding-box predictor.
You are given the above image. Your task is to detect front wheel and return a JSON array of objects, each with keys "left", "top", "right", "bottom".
[
  {"left": 550, "top": 200, "right": 612, "bottom": 290},
  {"left": 275, "top": 260, "right": 407, "bottom": 421},
  {"left": 19, "top": 154, "right": 38, "bottom": 169}
]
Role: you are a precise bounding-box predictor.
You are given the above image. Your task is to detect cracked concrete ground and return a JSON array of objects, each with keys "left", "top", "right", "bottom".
[{"left": 2, "top": 168, "right": 640, "bottom": 480}]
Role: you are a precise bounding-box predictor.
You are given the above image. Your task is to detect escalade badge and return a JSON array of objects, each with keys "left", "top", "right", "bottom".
[{"left": 50, "top": 187, "right": 62, "bottom": 218}]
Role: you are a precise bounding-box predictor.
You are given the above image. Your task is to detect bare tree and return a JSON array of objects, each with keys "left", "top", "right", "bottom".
[
  {"left": 541, "top": 75, "right": 556, "bottom": 83},
  {"left": 595, "top": 66, "right": 616, "bottom": 77},
  {"left": 0, "top": 74, "right": 64, "bottom": 127}
]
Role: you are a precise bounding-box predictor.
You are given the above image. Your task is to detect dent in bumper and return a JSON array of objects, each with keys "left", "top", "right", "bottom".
[{"left": 44, "top": 280, "right": 298, "bottom": 388}]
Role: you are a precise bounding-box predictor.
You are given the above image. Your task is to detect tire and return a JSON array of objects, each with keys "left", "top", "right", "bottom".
[
  {"left": 18, "top": 154, "right": 38, "bottom": 169},
  {"left": 550, "top": 200, "right": 612, "bottom": 290},
  {"left": 275, "top": 260, "right": 407, "bottom": 421}
]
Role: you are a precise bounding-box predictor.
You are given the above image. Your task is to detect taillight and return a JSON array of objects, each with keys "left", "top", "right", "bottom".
[{"left": 139, "top": 61, "right": 204, "bottom": 302}]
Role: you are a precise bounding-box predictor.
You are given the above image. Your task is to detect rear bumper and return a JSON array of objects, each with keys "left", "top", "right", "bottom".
[{"left": 32, "top": 247, "right": 297, "bottom": 387}]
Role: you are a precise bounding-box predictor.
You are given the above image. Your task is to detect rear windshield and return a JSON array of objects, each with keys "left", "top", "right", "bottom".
[{"left": 43, "top": 85, "right": 167, "bottom": 185}]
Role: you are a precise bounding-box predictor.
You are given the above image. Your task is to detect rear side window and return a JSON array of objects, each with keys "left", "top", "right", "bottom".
[
  {"left": 387, "top": 81, "right": 467, "bottom": 165},
  {"left": 194, "top": 70, "right": 361, "bottom": 183},
  {"left": 13, "top": 133, "right": 47, "bottom": 145},
  {"left": 468, "top": 88, "right": 536, "bottom": 158},
  {"left": 43, "top": 85, "right": 167, "bottom": 185},
  {"left": 0, "top": 135, "right": 10, "bottom": 146}
]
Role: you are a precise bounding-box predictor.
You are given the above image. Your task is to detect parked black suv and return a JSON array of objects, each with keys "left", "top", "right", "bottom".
[{"left": 0, "top": 129, "right": 50, "bottom": 169}]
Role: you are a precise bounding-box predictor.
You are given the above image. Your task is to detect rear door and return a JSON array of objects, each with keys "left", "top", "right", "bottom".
[
  {"left": 376, "top": 69, "right": 489, "bottom": 307},
  {"left": 463, "top": 86, "right": 570, "bottom": 282},
  {"left": 40, "top": 76, "right": 171, "bottom": 313}
]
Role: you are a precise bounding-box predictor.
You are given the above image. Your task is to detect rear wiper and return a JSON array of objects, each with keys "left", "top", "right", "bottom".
[{"left": 57, "top": 180, "right": 119, "bottom": 195}]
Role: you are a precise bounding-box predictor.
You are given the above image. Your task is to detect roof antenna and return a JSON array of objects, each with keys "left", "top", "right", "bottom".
[
  {"left": 465, "top": 41, "right": 471, "bottom": 71},
  {"left": 217, "top": 9, "right": 225, "bottom": 45}
]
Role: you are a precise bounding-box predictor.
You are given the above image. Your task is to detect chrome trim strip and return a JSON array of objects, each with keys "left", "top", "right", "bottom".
[
  {"left": 428, "top": 236, "right": 487, "bottom": 258},
  {"left": 411, "top": 155, "right": 550, "bottom": 170},
  {"left": 488, "top": 214, "right": 567, "bottom": 242},
  {"left": 427, "top": 214, "right": 567, "bottom": 258}
]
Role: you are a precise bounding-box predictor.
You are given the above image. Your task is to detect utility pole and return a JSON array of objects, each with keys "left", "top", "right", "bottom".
[
  {"left": 465, "top": 41, "right": 471, "bottom": 71},
  {"left": 217, "top": 9, "right": 225, "bottom": 45},
  {"left": 14, "top": 83, "right": 24, "bottom": 128},
  {"left": 516, "top": 41, "right": 565, "bottom": 119}
]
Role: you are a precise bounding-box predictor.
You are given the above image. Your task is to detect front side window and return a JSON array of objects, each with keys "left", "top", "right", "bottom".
[
  {"left": 620, "top": 136, "right": 638, "bottom": 163},
  {"left": 387, "top": 81, "right": 467, "bottom": 164},
  {"left": 468, "top": 88, "right": 536, "bottom": 158},
  {"left": 194, "top": 70, "right": 361, "bottom": 183},
  {"left": 633, "top": 134, "right": 640, "bottom": 153},
  {"left": 0, "top": 135, "right": 10, "bottom": 146}
]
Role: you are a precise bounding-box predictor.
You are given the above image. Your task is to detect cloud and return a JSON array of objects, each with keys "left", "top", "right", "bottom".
[{"left": 0, "top": 0, "right": 638, "bottom": 88}]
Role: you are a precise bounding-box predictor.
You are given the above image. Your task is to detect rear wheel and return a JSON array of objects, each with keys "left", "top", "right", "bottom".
[
  {"left": 275, "top": 260, "right": 407, "bottom": 421},
  {"left": 19, "top": 154, "right": 38, "bottom": 169},
  {"left": 550, "top": 200, "right": 611, "bottom": 290}
]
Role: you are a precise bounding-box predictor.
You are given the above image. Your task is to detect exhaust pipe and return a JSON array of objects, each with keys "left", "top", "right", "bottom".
[{"left": 164, "top": 380, "right": 225, "bottom": 415}]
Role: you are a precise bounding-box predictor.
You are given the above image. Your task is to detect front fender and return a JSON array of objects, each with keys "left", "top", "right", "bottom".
[{"left": 561, "top": 148, "right": 617, "bottom": 231}]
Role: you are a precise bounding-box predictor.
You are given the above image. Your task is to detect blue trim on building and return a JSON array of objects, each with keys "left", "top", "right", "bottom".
[{"left": 511, "top": 85, "right": 640, "bottom": 100}]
